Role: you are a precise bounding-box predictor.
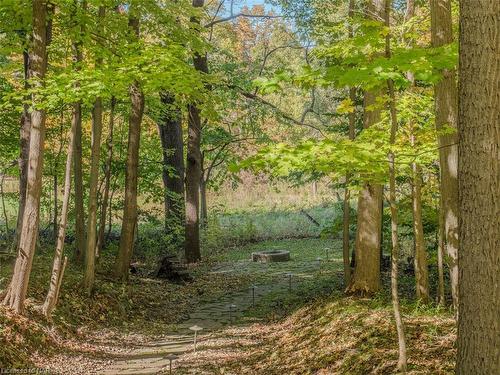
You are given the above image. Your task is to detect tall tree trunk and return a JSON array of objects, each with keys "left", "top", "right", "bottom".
[
  {"left": 385, "top": 1, "right": 407, "bottom": 369},
  {"left": 73, "top": 100, "right": 84, "bottom": 261},
  {"left": 52, "top": 119, "right": 64, "bottom": 240},
  {"left": 387, "top": 128, "right": 407, "bottom": 373},
  {"left": 184, "top": 0, "right": 206, "bottom": 264},
  {"left": 411, "top": 165, "right": 429, "bottom": 302},
  {"left": 115, "top": 14, "right": 145, "bottom": 281},
  {"left": 342, "top": 88, "right": 356, "bottom": 286},
  {"left": 410, "top": 129, "right": 429, "bottom": 302},
  {"left": 72, "top": 0, "right": 85, "bottom": 263},
  {"left": 42, "top": 105, "right": 76, "bottom": 317},
  {"left": 347, "top": 89, "right": 383, "bottom": 294},
  {"left": 347, "top": 0, "right": 385, "bottom": 294},
  {"left": 115, "top": 82, "right": 143, "bottom": 280},
  {"left": 158, "top": 92, "right": 185, "bottom": 230},
  {"left": 83, "top": 97, "right": 102, "bottom": 292},
  {"left": 456, "top": 0, "right": 499, "bottom": 372},
  {"left": 83, "top": 6, "right": 105, "bottom": 294},
  {"left": 1, "top": 0, "right": 48, "bottom": 314},
  {"left": 96, "top": 97, "right": 115, "bottom": 256},
  {"left": 430, "top": 0, "right": 459, "bottom": 309},
  {"left": 12, "top": 49, "right": 31, "bottom": 253},
  {"left": 185, "top": 103, "right": 203, "bottom": 263}
]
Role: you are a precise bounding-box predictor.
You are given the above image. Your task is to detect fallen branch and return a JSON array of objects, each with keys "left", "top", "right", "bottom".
[{"left": 300, "top": 209, "right": 321, "bottom": 227}]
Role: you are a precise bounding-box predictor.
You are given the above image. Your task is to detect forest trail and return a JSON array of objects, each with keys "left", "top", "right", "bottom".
[{"left": 97, "top": 242, "right": 340, "bottom": 374}]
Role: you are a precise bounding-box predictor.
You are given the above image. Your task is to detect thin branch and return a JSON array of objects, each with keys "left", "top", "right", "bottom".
[
  {"left": 203, "top": 136, "right": 257, "bottom": 153},
  {"left": 228, "top": 85, "right": 325, "bottom": 135},
  {"left": 253, "top": 44, "right": 304, "bottom": 95},
  {"left": 208, "top": 0, "right": 225, "bottom": 41},
  {"left": 204, "top": 13, "right": 282, "bottom": 28}
]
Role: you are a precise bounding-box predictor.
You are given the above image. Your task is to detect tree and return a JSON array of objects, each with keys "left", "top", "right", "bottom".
[
  {"left": 342, "top": 0, "right": 356, "bottom": 287},
  {"left": 42, "top": 107, "right": 76, "bottom": 317},
  {"left": 96, "top": 97, "right": 116, "bottom": 256},
  {"left": 1, "top": 0, "right": 48, "bottom": 314},
  {"left": 430, "top": 0, "right": 458, "bottom": 308},
  {"left": 384, "top": 1, "right": 407, "bottom": 369},
  {"left": 73, "top": 0, "right": 86, "bottom": 263},
  {"left": 411, "top": 153, "right": 429, "bottom": 302},
  {"left": 385, "top": 27, "right": 407, "bottom": 375},
  {"left": 184, "top": 0, "right": 206, "bottom": 264},
  {"left": 158, "top": 92, "right": 185, "bottom": 231},
  {"left": 115, "top": 10, "right": 145, "bottom": 281},
  {"left": 403, "top": 0, "right": 430, "bottom": 304},
  {"left": 345, "top": 0, "right": 388, "bottom": 296},
  {"left": 12, "top": 45, "right": 31, "bottom": 253},
  {"left": 84, "top": 5, "right": 105, "bottom": 294},
  {"left": 456, "top": 0, "right": 499, "bottom": 372}
]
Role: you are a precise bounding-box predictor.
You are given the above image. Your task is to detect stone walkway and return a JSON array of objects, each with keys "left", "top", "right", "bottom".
[{"left": 97, "top": 257, "right": 336, "bottom": 374}]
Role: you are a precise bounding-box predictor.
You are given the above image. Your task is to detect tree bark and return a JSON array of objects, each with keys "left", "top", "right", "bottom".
[
  {"left": 72, "top": 0, "right": 86, "bottom": 263},
  {"left": 53, "top": 170, "right": 57, "bottom": 238},
  {"left": 387, "top": 66, "right": 408, "bottom": 375},
  {"left": 411, "top": 168, "right": 430, "bottom": 302},
  {"left": 52, "top": 119, "right": 64, "bottom": 240},
  {"left": 184, "top": 0, "right": 207, "bottom": 264},
  {"left": 385, "top": 0, "right": 407, "bottom": 369},
  {"left": 83, "top": 94, "right": 102, "bottom": 292},
  {"left": 342, "top": 87, "right": 356, "bottom": 286},
  {"left": 185, "top": 103, "right": 203, "bottom": 263},
  {"left": 347, "top": 0, "right": 385, "bottom": 295},
  {"left": 96, "top": 97, "right": 115, "bottom": 256},
  {"left": 115, "top": 82, "right": 144, "bottom": 280},
  {"left": 42, "top": 104, "right": 76, "bottom": 317},
  {"left": 2, "top": 0, "right": 48, "bottom": 314},
  {"left": 342, "top": 1, "right": 356, "bottom": 287},
  {"left": 73, "top": 100, "right": 84, "bottom": 261},
  {"left": 456, "top": 0, "right": 499, "bottom": 372},
  {"left": 347, "top": 89, "right": 383, "bottom": 294},
  {"left": 437, "top": 197, "right": 445, "bottom": 305},
  {"left": 12, "top": 49, "right": 31, "bottom": 253},
  {"left": 83, "top": 6, "right": 105, "bottom": 294},
  {"left": 388, "top": 141, "right": 407, "bottom": 373},
  {"left": 430, "top": 0, "right": 459, "bottom": 310},
  {"left": 200, "top": 176, "right": 208, "bottom": 226},
  {"left": 158, "top": 92, "right": 185, "bottom": 230},
  {"left": 115, "top": 14, "right": 145, "bottom": 281},
  {"left": 410, "top": 130, "right": 429, "bottom": 303}
]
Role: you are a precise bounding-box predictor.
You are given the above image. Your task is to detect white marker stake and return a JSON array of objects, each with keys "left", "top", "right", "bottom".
[{"left": 189, "top": 325, "right": 203, "bottom": 352}]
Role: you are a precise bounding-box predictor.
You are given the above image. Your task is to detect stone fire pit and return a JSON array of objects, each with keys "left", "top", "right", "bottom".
[{"left": 251, "top": 250, "right": 290, "bottom": 263}]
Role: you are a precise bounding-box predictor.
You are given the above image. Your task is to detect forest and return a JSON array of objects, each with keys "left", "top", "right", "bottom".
[{"left": 0, "top": 0, "right": 498, "bottom": 374}]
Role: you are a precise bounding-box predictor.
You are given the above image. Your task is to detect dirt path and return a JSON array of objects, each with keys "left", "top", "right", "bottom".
[{"left": 96, "top": 257, "right": 331, "bottom": 374}]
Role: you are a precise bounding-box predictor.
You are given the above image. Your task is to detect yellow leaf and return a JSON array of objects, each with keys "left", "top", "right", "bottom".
[{"left": 336, "top": 98, "right": 355, "bottom": 114}]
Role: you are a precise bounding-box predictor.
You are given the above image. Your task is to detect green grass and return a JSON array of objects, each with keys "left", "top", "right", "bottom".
[
  {"left": 217, "top": 204, "right": 341, "bottom": 240},
  {"left": 210, "top": 237, "right": 347, "bottom": 323},
  {"left": 218, "top": 237, "right": 341, "bottom": 262},
  {"left": 201, "top": 203, "right": 345, "bottom": 260}
]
